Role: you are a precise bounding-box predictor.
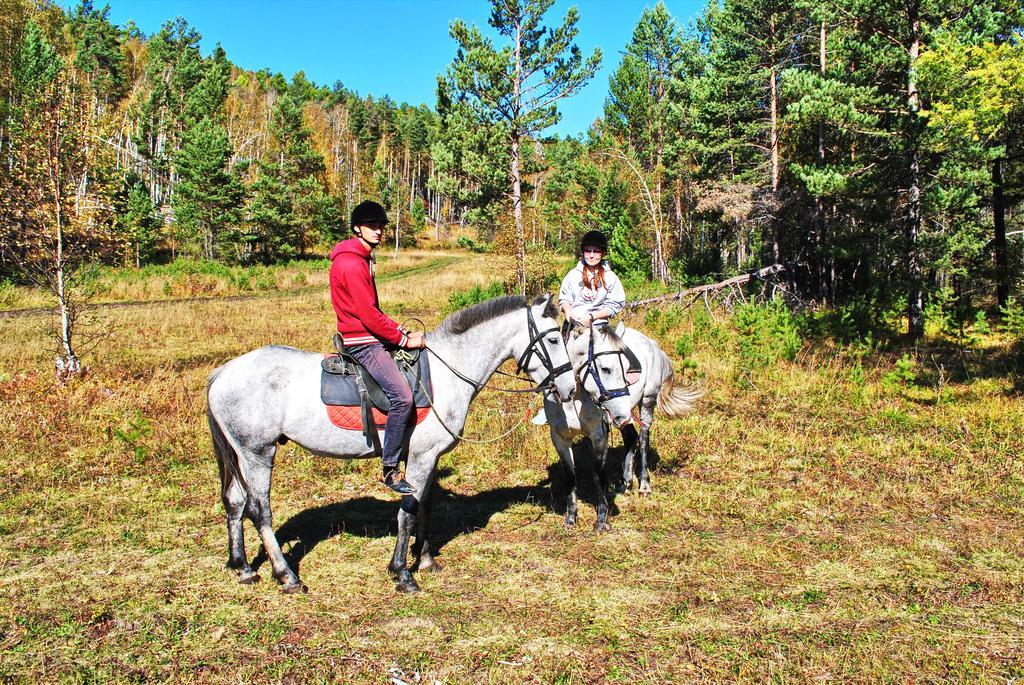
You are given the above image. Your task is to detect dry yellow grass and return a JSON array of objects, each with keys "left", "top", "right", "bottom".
[{"left": 1, "top": 251, "right": 1023, "bottom": 683}]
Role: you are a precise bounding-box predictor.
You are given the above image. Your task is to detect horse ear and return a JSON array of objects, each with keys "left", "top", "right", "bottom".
[
  {"left": 535, "top": 293, "right": 558, "bottom": 320},
  {"left": 615, "top": 321, "right": 626, "bottom": 337}
]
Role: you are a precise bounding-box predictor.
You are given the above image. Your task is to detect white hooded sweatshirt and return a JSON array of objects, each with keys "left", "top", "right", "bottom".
[{"left": 558, "top": 260, "right": 626, "bottom": 322}]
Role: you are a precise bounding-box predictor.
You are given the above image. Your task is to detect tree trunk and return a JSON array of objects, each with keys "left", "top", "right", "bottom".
[
  {"left": 50, "top": 111, "right": 79, "bottom": 378},
  {"left": 814, "top": 19, "right": 829, "bottom": 301},
  {"left": 993, "top": 154, "right": 1008, "bottom": 308},
  {"left": 906, "top": 3, "right": 924, "bottom": 338},
  {"left": 394, "top": 203, "right": 401, "bottom": 258},
  {"left": 511, "top": 20, "right": 526, "bottom": 294},
  {"left": 55, "top": 182, "right": 78, "bottom": 375},
  {"left": 769, "top": 18, "right": 781, "bottom": 264},
  {"left": 511, "top": 132, "right": 525, "bottom": 293}
]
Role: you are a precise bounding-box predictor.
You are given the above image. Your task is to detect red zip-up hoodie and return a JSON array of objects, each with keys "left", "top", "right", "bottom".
[{"left": 329, "top": 237, "right": 407, "bottom": 347}]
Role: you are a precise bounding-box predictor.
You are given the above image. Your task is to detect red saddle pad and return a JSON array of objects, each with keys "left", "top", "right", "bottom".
[
  {"left": 326, "top": 404, "right": 431, "bottom": 431},
  {"left": 321, "top": 353, "right": 432, "bottom": 430}
]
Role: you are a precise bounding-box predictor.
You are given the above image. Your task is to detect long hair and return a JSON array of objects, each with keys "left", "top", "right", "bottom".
[{"left": 582, "top": 262, "right": 607, "bottom": 291}]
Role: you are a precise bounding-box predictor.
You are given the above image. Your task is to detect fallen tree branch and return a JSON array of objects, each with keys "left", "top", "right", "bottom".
[{"left": 624, "top": 264, "right": 788, "bottom": 310}]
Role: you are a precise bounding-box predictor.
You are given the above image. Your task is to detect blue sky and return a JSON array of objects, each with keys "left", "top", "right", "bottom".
[{"left": 94, "top": 0, "right": 707, "bottom": 137}]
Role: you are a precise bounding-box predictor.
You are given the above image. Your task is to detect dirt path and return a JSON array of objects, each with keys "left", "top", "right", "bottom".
[{"left": 0, "top": 255, "right": 464, "bottom": 320}]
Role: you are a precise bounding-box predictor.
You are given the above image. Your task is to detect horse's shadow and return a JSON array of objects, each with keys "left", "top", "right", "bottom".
[{"left": 252, "top": 442, "right": 640, "bottom": 576}]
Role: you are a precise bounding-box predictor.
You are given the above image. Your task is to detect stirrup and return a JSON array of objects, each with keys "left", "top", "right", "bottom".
[{"left": 383, "top": 468, "right": 415, "bottom": 495}]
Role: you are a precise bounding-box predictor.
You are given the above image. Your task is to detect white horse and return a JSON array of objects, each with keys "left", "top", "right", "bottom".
[
  {"left": 544, "top": 323, "right": 702, "bottom": 529},
  {"left": 206, "top": 295, "right": 578, "bottom": 593}
]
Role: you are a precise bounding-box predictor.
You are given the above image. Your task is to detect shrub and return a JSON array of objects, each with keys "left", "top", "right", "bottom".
[
  {"left": 881, "top": 354, "right": 917, "bottom": 390},
  {"left": 0, "top": 280, "right": 16, "bottom": 308},
  {"left": 503, "top": 247, "right": 561, "bottom": 296},
  {"left": 924, "top": 287, "right": 955, "bottom": 336},
  {"left": 113, "top": 410, "right": 153, "bottom": 463},
  {"left": 798, "top": 301, "right": 877, "bottom": 342},
  {"left": 674, "top": 334, "right": 694, "bottom": 359},
  {"left": 972, "top": 310, "right": 991, "bottom": 336},
  {"left": 1000, "top": 297, "right": 1024, "bottom": 337},
  {"left": 444, "top": 281, "right": 505, "bottom": 315},
  {"left": 456, "top": 236, "right": 488, "bottom": 253},
  {"left": 732, "top": 302, "right": 802, "bottom": 385}
]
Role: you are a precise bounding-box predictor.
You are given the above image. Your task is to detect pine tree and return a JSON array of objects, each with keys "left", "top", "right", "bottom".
[
  {"left": 441, "top": 0, "right": 602, "bottom": 293},
  {"left": 69, "top": 0, "right": 125, "bottom": 108},
  {"left": 693, "top": 0, "right": 803, "bottom": 266},
  {"left": 604, "top": 1, "right": 699, "bottom": 281},
  {"left": 919, "top": 28, "right": 1024, "bottom": 308},
  {"left": 115, "top": 177, "right": 160, "bottom": 267},
  {"left": 174, "top": 117, "right": 244, "bottom": 259},
  {"left": 245, "top": 93, "right": 331, "bottom": 261},
  {"left": 608, "top": 210, "right": 649, "bottom": 281}
]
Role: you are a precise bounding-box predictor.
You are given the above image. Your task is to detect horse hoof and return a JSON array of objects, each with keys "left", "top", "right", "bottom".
[
  {"left": 564, "top": 516, "right": 577, "bottom": 528},
  {"left": 594, "top": 520, "right": 611, "bottom": 533},
  {"left": 615, "top": 481, "right": 629, "bottom": 494},
  {"left": 281, "top": 581, "right": 308, "bottom": 594},
  {"left": 396, "top": 579, "right": 420, "bottom": 593},
  {"left": 237, "top": 571, "right": 260, "bottom": 585},
  {"left": 417, "top": 560, "right": 442, "bottom": 574}
]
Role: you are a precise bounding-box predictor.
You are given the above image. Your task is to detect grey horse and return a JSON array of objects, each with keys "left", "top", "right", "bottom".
[
  {"left": 206, "top": 295, "right": 577, "bottom": 593},
  {"left": 544, "top": 323, "right": 702, "bottom": 529}
]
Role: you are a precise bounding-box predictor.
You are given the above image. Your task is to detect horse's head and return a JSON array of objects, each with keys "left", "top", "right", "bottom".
[
  {"left": 515, "top": 294, "right": 577, "bottom": 403},
  {"left": 567, "top": 323, "right": 635, "bottom": 428}
]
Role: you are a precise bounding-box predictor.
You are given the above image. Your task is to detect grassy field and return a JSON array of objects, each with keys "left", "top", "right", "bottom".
[{"left": 1, "top": 249, "right": 1023, "bottom": 683}]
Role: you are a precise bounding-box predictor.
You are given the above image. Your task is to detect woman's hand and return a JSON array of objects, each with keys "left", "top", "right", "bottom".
[
  {"left": 406, "top": 331, "right": 426, "bottom": 349},
  {"left": 577, "top": 313, "right": 593, "bottom": 327}
]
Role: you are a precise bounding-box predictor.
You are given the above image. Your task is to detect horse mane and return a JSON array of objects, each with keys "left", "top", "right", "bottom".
[
  {"left": 598, "top": 325, "right": 628, "bottom": 352},
  {"left": 570, "top": 322, "right": 628, "bottom": 352},
  {"left": 438, "top": 294, "right": 557, "bottom": 335}
]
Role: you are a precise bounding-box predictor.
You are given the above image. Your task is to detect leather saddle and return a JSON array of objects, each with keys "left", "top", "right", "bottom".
[{"left": 320, "top": 334, "right": 433, "bottom": 453}]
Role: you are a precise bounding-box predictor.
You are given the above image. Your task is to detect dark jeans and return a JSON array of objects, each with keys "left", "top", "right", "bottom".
[{"left": 348, "top": 342, "right": 415, "bottom": 469}]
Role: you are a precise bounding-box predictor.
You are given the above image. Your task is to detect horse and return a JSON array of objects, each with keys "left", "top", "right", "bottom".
[
  {"left": 544, "top": 322, "right": 702, "bottom": 530},
  {"left": 206, "top": 294, "right": 578, "bottom": 594}
]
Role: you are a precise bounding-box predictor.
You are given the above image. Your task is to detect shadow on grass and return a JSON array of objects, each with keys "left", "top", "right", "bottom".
[{"left": 251, "top": 442, "right": 645, "bottom": 576}]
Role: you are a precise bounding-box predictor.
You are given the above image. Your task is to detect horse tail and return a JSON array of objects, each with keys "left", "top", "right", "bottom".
[
  {"left": 207, "top": 366, "right": 249, "bottom": 500},
  {"left": 656, "top": 357, "right": 704, "bottom": 419}
]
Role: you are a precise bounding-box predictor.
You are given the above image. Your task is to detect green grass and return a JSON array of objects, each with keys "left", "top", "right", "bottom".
[
  {"left": 0, "top": 250, "right": 465, "bottom": 312},
  {"left": 1, "top": 257, "right": 1023, "bottom": 682}
]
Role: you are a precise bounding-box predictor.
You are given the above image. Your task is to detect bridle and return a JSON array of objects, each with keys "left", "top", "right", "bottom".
[
  {"left": 425, "top": 305, "right": 574, "bottom": 396},
  {"left": 576, "top": 324, "right": 632, "bottom": 404},
  {"left": 515, "top": 305, "right": 574, "bottom": 391},
  {"left": 415, "top": 304, "right": 576, "bottom": 444}
]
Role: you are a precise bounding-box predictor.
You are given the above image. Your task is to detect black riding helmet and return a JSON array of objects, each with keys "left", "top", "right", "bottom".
[
  {"left": 579, "top": 229, "right": 608, "bottom": 254},
  {"left": 350, "top": 200, "right": 389, "bottom": 231}
]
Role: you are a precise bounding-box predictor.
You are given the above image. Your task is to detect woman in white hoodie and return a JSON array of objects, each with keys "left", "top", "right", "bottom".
[
  {"left": 558, "top": 230, "right": 626, "bottom": 327},
  {"left": 549, "top": 229, "right": 641, "bottom": 468}
]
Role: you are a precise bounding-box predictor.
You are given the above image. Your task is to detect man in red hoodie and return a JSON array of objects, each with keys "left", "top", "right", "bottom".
[{"left": 330, "top": 200, "right": 425, "bottom": 494}]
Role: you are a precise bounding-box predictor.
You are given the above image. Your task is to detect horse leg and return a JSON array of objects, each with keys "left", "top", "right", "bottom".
[
  {"left": 223, "top": 477, "right": 259, "bottom": 584},
  {"left": 412, "top": 472, "right": 441, "bottom": 573},
  {"left": 388, "top": 450, "right": 442, "bottom": 593},
  {"left": 590, "top": 422, "right": 612, "bottom": 532},
  {"left": 551, "top": 430, "right": 578, "bottom": 527},
  {"left": 388, "top": 498, "right": 421, "bottom": 593},
  {"left": 636, "top": 401, "right": 656, "bottom": 496},
  {"left": 617, "top": 423, "right": 639, "bottom": 493},
  {"left": 246, "top": 453, "right": 306, "bottom": 593}
]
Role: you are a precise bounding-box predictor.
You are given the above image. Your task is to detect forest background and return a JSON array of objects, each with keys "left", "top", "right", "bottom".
[
  {"left": 1, "top": 0, "right": 1023, "bottom": 364},
  {"left": 2, "top": 2, "right": 1024, "bottom": 680}
]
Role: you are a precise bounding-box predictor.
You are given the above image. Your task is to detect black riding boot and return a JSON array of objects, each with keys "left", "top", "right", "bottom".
[{"left": 383, "top": 466, "right": 415, "bottom": 494}]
